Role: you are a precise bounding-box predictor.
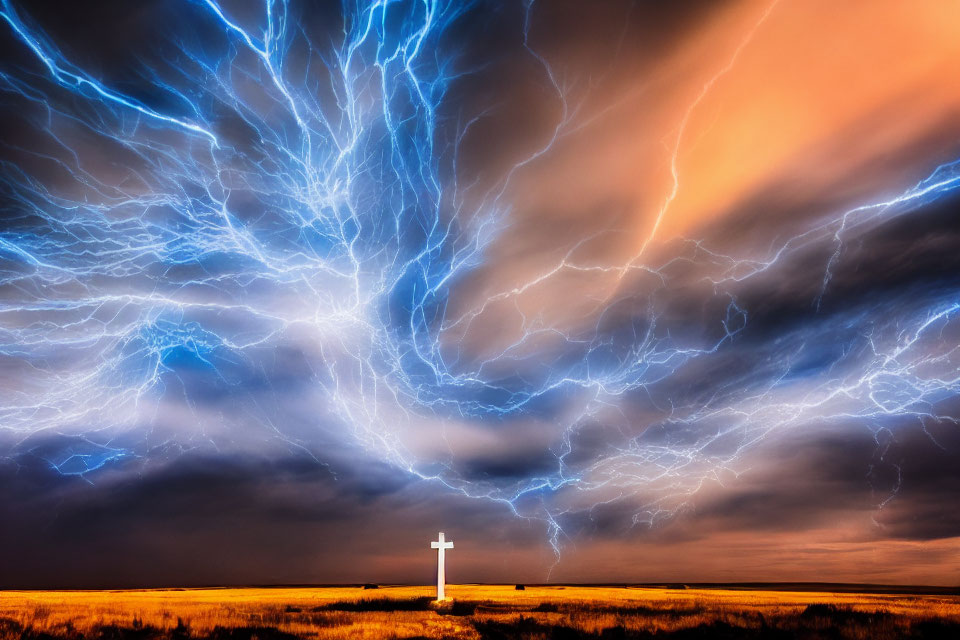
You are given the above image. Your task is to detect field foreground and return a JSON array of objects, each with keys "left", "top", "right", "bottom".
[{"left": 3, "top": 585, "right": 960, "bottom": 640}]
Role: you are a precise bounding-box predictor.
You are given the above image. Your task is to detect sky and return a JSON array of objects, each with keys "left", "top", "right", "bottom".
[{"left": 1, "top": 0, "right": 960, "bottom": 588}]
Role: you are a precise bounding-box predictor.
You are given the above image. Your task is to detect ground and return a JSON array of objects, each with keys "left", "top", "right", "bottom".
[{"left": 2, "top": 585, "right": 960, "bottom": 639}]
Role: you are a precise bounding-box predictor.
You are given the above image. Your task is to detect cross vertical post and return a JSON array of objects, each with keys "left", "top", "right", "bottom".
[{"left": 429, "top": 531, "right": 454, "bottom": 600}]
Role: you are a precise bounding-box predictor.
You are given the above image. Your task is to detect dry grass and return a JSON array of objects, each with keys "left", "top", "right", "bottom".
[{"left": 2, "top": 585, "right": 959, "bottom": 639}]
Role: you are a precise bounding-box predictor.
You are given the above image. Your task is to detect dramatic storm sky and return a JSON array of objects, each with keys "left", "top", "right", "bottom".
[{"left": 2, "top": 0, "right": 960, "bottom": 588}]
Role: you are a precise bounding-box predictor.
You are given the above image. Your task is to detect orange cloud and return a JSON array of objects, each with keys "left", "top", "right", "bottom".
[{"left": 449, "top": 0, "right": 960, "bottom": 360}]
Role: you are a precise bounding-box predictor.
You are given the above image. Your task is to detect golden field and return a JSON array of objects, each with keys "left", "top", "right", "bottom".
[{"left": 2, "top": 585, "right": 960, "bottom": 639}]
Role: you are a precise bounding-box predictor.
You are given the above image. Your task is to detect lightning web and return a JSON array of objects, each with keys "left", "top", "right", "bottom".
[{"left": 1, "top": 0, "right": 959, "bottom": 565}]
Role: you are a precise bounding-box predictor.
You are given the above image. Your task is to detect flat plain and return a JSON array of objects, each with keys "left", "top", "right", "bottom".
[{"left": 2, "top": 585, "right": 960, "bottom": 639}]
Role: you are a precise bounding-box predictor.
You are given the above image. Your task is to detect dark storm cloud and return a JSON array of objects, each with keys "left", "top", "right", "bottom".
[
  {"left": 454, "top": 449, "right": 559, "bottom": 482},
  {"left": 666, "top": 422, "right": 960, "bottom": 542},
  {"left": 691, "top": 433, "right": 894, "bottom": 533},
  {"left": 539, "top": 420, "right": 960, "bottom": 557},
  {"left": 723, "top": 191, "right": 960, "bottom": 338},
  {"left": 871, "top": 424, "right": 960, "bottom": 541},
  {"left": 0, "top": 447, "right": 553, "bottom": 588}
]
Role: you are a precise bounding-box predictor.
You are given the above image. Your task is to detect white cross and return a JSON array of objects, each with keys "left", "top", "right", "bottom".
[{"left": 429, "top": 531, "right": 454, "bottom": 600}]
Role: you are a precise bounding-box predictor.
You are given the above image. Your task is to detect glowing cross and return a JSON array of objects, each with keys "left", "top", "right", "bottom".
[{"left": 429, "top": 531, "right": 454, "bottom": 600}]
